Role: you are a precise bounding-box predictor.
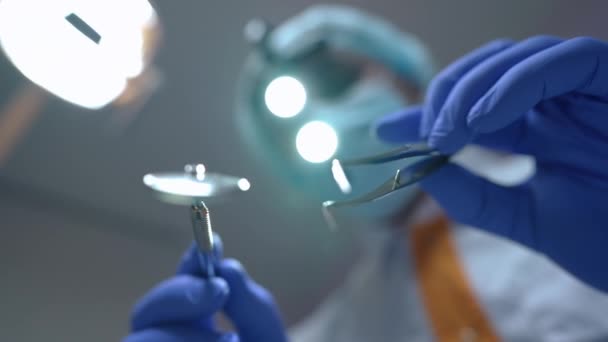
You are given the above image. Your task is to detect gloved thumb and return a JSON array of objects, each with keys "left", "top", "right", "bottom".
[
  {"left": 218, "top": 259, "right": 287, "bottom": 342},
  {"left": 177, "top": 233, "right": 224, "bottom": 277},
  {"left": 374, "top": 105, "right": 423, "bottom": 144},
  {"left": 420, "top": 163, "right": 537, "bottom": 249},
  {"left": 130, "top": 276, "right": 229, "bottom": 332}
]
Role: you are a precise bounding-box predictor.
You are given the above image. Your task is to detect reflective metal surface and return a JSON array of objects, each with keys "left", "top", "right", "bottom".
[
  {"left": 324, "top": 154, "right": 449, "bottom": 209},
  {"left": 322, "top": 152, "right": 449, "bottom": 229},
  {"left": 143, "top": 164, "right": 251, "bottom": 277},
  {"left": 337, "top": 143, "right": 440, "bottom": 167},
  {"left": 143, "top": 164, "right": 251, "bottom": 205},
  {"left": 191, "top": 200, "right": 215, "bottom": 277}
]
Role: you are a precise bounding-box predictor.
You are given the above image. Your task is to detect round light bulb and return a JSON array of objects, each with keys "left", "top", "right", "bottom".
[
  {"left": 237, "top": 178, "right": 252, "bottom": 191},
  {"left": 264, "top": 76, "right": 307, "bottom": 118},
  {"left": 296, "top": 121, "right": 338, "bottom": 163}
]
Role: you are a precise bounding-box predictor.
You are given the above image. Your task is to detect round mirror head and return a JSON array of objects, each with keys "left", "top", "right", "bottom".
[{"left": 143, "top": 164, "right": 251, "bottom": 205}]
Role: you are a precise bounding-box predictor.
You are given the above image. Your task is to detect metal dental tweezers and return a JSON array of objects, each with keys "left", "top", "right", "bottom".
[{"left": 323, "top": 144, "right": 450, "bottom": 209}]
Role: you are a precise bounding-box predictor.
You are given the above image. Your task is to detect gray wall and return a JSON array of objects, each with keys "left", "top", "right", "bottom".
[{"left": 1, "top": 1, "right": 607, "bottom": 341}]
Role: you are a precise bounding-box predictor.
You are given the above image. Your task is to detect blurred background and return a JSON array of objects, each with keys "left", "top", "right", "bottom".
[{"left": 0, "top": 1, "right": 606, "bottom": 340}]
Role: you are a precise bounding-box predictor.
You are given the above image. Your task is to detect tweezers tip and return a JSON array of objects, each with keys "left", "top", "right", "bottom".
[
  {"left": 331, "top": 159, "right": 353, "bottom": 194},
  {"left": 321, "top": 205, "right": 339, "bottom": 231},
  {"left": 322, "top": 201, "right": 335, "bottom": 207}
]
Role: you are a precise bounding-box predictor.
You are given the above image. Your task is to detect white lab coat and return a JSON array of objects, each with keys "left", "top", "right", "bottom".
[{"left": 290, "top": 225, "right": 608, "bottom": 341}]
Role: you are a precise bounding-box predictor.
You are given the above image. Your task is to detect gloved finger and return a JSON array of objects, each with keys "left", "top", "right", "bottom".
[
  {"left": 420, "top": 39, "right": 514, "bottom": 137},
  {"left": 131, "top": 275, "right": 229, "bottom": 332},
  {"left": 471, "top": 118, "right": 532, "bottom": 154},
  {"left": 177, "top": 233, "right": 224, "bottom": 276},
  {"left": 218, "top": 259, "right": 287, "bottom": 342},
  {"left": 374, "top": 105, "right": 423, "bottom": 143},
  {"left": 429, "top": 35, "right": 562, "bottom": 154},
  {"left": 123, "top": 326, "right": 238, "bottom": 342},
  {"left": 373, "top": 102, "right": 531, "bottom": 150},
  {"left": 468, "top": 37, "right": 608, "bottom": 132},
  {"left": 420, "top": 163, "right": 536, "bottom": 249}
]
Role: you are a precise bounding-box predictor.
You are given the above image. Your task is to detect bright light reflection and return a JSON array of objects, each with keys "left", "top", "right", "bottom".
[
  {"left": 296, "top": 121, "right": 338, "bottom": 163},
  {"left": 143, "top": 175, "right": 213, "bottom": 197},
  {"left": 331, "top": 159, "right": 352, "bottom": 194},
  {"left": 0, "top": 0, "right": 156, "bottom": 109},
  {"left": 264, "top": 76, "right": 307, "bottom": 118},
  {"left": 238, "top": 178, "right": 251, "bottom": 191}
]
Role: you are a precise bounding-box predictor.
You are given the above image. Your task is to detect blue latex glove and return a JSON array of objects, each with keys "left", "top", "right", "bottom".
[
  {"left": 375, "top": 36, "right": 608, "bottom": 292},
  {"left": 123, "top": 237, "right": 287, "bottom": 342}
]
